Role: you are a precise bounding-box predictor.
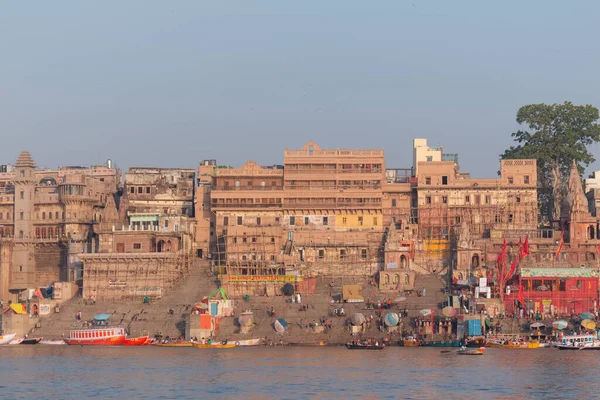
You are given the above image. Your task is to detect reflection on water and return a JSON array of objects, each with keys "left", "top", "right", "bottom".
[{"left": 0, "top": 346, "right": 599, "bottom": 399}]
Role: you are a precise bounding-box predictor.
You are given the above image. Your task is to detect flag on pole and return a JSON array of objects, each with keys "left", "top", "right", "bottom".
[
  {"left": 504, "top": 258, "right": 518, "bottom": 281},
  {"left": 521, "top": 236, "right": 530, "bottom": 258},
  {"left": 555, "top": 231, "right": 564, "bottom": 260},
  {"left": 517, "top": 285, "right": 525, "bottom": 308}
]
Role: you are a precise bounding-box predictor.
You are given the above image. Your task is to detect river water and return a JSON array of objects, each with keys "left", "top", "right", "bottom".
[{"left": 0, "top": 346, "right": 597, "bottom": 399}]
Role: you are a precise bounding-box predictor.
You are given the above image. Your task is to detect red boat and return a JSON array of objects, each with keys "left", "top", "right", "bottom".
[
  {"left": 123, "top": 336, "right": 150, "bottom": 346},
  {"left": 64, "top": 327, "right": 126, "bottom": 346}
]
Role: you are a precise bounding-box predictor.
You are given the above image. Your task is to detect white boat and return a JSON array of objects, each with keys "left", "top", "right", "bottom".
[
  {"left": 0, "top": 333, "right": 16, "bottom": 345},
  {"left": 211, "top": 338, "right": 261, "bottom": 347},
  {"left": 9, "top": 338, "right": 23, "bottom": 345},
  {"left": 554, "top": 334, "right": 600, "bottom": 350},
  {"left": 39, "top": 339, "right": 66, "bottom": 345}
]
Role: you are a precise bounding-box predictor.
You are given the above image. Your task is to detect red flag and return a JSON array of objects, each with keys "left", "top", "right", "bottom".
[
  {"left": 521, "top": 237, "right": 530, "bottom": 258},
  {"left": 517, "top": 285, "right": 525, "bottom": 308},
  {"left": 504, "top": 258, "right": 518, "bottom": 281},
  {"left": 555, "top": 232, "right": 564, "bottom": 260},
  {"left": 33, "top": 287, "right": 44, "bottom": 299}
]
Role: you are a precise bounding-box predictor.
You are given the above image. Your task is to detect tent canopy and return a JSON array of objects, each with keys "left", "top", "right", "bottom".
[
  {"left": 3, "top": 304, "right": 27, "bottom": 315},
  {"left": 207, "top": 287, "right": 228, "bottom": 301},
  {"left": 342, "top": 285, "right": 364, "bottom": 303}
]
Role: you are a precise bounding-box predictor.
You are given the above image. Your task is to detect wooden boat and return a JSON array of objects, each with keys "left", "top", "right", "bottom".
[
  {"left": 345, "top": 344, "right": 385, "bottom": 350},
  {"left": 152, "top": 342, "right": 193, "bottom": 347},
  {"left": 420, "top": 340, "right": 462, "bottom": 347},
  {"left": 457, "top": 347, "right": 485, "bottom": 355},
  {"left": 211, "top": 338, "right": 261, "bottom": 347},
  {"left": 487, "top": 340, "right": 539, "bottom": 349},
  {"left": 288, "top": 341, "right": 327, "bottom": 347},
  {"left": 122, "top": 336, "right": 149, "bottom": 346},
  {"left": 194, "top": 343, "right": 236, "bottom": 349},
  {"left": 39, "top": 339, "right": 66, "bottom": 345},
  {"left": 64, "top": 326, "right": 126, "bottom": 346},
  {"left": 20, "top": 338, "right": 41, "bottom": 345},
  {"left": 465, "top": 337, "right": 486, "bottom": 348},
  {"left": 0, "top": 333, "right": 16, "bottom": 345},
  {"left": 402, "top": 337, "right": 419, "bottom": 347}
]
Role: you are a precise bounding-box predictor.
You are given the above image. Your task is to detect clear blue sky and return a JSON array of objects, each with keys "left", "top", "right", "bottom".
[{"left": 1, "top": 1, "right": 599, "bottom": 177}]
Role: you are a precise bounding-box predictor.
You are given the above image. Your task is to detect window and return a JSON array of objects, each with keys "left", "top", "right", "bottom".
[
  {"left": 475, "top": 195, "right": 481, "bottom": 205},
  {"left": 516, "top": 196, "right": 521, "bottom": 203},
  {"left": 508, "top": 214, "right": 514, "bottom": 223},
  {"left": 256, "top": 217, "right": 261, "bottom": 226},
  {"left": 133, "top": 243, "right": 142, "bottom": 250},
  {"left": 19, "top": 265, "right": 23, "bottom": 272},
  {"left": 524, "top": 175, "right": 530, "bottom": 184},
  {"left": 130, "top": 187, "right": 134, "bottom": 194},
  {"left": 373, "top": 217, "right": 378, "bottom": 225},
  {"left": 275, "top": 217, "right": 280, "bottom": 224},
  {"left": 271, "top": 237, "right": 275, "bottom": 243},
  {"left": 508, "top": 176, "right": 514, "bottom": 184},
  {"left": 495, "top": 215, "right": 501, "bottom": 223},
  {"left": 442, "top": 176, "right": 448, "bottom": 185},
  {"left": 290, "top": 216, "right": 296, "bottom": 226},
  {"left": 358, "top": 216, "right": 363, "bottom": 226},
  {"left": 318, "top": 249, "right": 324, "bottom": 259},
  {"left": 174, "top": 224, "right": 178, "bottom": 232},
  {"left": 455, "top": 215, "right": 461, "bottom": 224},
  {"left": 138, "top": 187, "right": 142, "bottom": 194},
  {"left": 42, "top": 212, "right": 46, "bottom": 220},
  {"left": 485, "top": 195, "right": 491, "bottom": 204},
  {"left": 392, "top": 199, "right": 397, "bottom": 207},
  {"left": 19, "top": 231, "right": 23, "bottom": 239},
  {"left": 426, "top": 156, "right": 433, "bottom": 162},
  {"left": 465, "top": 195, "right": 470, "bottom": 203},
  {"left": 242, "top": 236, "right": 247, "bottom": 243},
  {"left": 20, "top": 191, "right": 24, "bottom": 200},
  {"left": 270, "top": 255, "right": 276, "bottom": 261},
  {"left": 252, "top": 237, "right": 257, "bottom": 243},
  {"left": 146, "top": 187, "right": 150, "bottom": 194},
  {"left": 49, "top": 212, "right": 52, "bottom": 220},
  {"left": 339, "top": 249, "right": 346, "bottom": 260},
  {"left": 442, "top": 196, "right": 448, "bottom": 204},
  {"left": 56, "top": 212, "right": 59, "bottom": 219},
  {"left": 425, "top": 177, "right": 431, "bottom": 185},
  {"left": 425, "top": 196, "right": 431, "bottom": 204},
  {"left": 223, "top": 217, "right": 229, "bottom": 226},
  {"left": 233, "top": 237, "right": 237, "bottom": 244},
  {"left": 19, "top": 211, "right": 24, "bottom": 220},
  {"left": 342, "top": 217, "right": 347, "bottom": 225},
  {"left": 20, "top": 170, "right": 24, "bottom": 177},
  {"left": 237, "top": 216, "right": 243, "bottom": 225},
  {"left": 323, "top": 216, "right": 328, "bottom": 226},
  {"left": 524, "top": 212, "right": 530, "bottom": 223},
  {"left": 304, "top": 217, "right": 309, "bottom": 225},
  {"left": 361, "top": 249, "right": 367, "bottom": 260}
]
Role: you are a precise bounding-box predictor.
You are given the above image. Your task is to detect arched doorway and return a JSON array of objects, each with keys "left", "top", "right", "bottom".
[
  {"left": 157, "top": 240, "right": 166, "bottom": 253},
  {"left": 471, "top": 254, "right": 480, "bottom": 268},
  {"left": 589, "top": 225, "right": 596, "bottom": 240},
  {"left": 400, "top": 255, "right": 407, "bottom": 269}
]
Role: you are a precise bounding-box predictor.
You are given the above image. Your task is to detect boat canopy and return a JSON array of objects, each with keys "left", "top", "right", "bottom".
[{"left": 94, "top": 313, "right": 111, "bottom": 321}]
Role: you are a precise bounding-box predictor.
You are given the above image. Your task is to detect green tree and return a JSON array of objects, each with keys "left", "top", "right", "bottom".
[{"left": 501, "top": 102, "right": 600, "bottom": 223}]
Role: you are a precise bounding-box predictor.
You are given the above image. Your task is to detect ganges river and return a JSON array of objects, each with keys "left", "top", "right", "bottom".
[{"left": 0, "top": 345, "right": 598, "bottom": 399}]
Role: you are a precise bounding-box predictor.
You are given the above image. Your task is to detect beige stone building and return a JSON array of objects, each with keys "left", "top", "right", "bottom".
[{"left": 0, "top": 152, "right": 122, "bottom": 302}]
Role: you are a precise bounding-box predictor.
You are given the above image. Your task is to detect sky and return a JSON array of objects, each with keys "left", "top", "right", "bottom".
[{"left": 1, "top": 1, "right": 600, "bottom": 177}]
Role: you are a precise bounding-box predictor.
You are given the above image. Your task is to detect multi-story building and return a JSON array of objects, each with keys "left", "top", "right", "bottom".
[{"left": 0, "top": 151, "right": 122, "bottom": 302}]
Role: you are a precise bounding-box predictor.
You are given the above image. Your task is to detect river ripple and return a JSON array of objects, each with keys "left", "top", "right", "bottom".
[{"left": 0, "top": 346, "right": 597, "bottom": 399}]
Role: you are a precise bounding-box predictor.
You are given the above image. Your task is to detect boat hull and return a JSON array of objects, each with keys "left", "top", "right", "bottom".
[
  {"left": 39, "top": 340, "right": 66, "bottom": 345},
  {"left": 152, "top": 342, "right": 193, "bottom": 347},
  {"left": 20, "top": 338, "right": 41, "bottom": 345},
  {"left": 420, "top": 341, "right": 462, "bottom": 347},
  {"left": 194, "top": 343, "right": 236, "bottom": 349},
  {"left": 123, "top": 336, "right": 149, "bottom": 346},
  {"left": 65, "top": 336, "right": 126, "bottom": 346},
  {"left": 0, "top": 333, "right": 16, "bottom": 345},
  {"left": 345, "top": 344, "right": 385, "bottom": 350},
  {"left": 556, "top": 345, "right": 600, "bottom": 350}
]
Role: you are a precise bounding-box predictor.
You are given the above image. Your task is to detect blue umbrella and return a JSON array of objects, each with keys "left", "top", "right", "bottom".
[
  {"left": 580, "top": 312, "right": 595, "bottom": 320},
  {"left": 384, "top": 313, "right": 399, "bottom": 327},
  {"left": 277, "top": 318, "right": 288, "bottom": 329}
]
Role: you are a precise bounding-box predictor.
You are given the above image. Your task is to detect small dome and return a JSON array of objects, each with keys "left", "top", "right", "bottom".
[{"left": 15, "top": 151, "right": 36, "bottom": 168}]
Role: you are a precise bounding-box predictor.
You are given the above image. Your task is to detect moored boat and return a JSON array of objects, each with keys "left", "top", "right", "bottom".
[
  {"left": 457, "top": 347, "right": 485, "bottom": 355},
  {"left": 288, "top": 341, "right": 327, "bottom": 347},
  {"left": 0, "top": 333, "right": 16, "bottom": 345},
  {"left": 20, "top": 338, "right": 41, "bottom": 345},
  {"left": 345, "top": 344, "right": 385, "bottom": 350},
  {"left": 402, "top": 337, "right": 419, "bottom": 347},
  {"left": 152, "top": 342, "right": 193, "bottom": 347},
  {"left": 64, "top": 327, "right": 126, "bottom": 346},
  {"left": 211, "top": 338, "right": 261, "bottom": 347},
  {"left": 420, "top": 340, "right": 462, "bottom": 348},
  {"left": 194, "top": 343, "right": 236, "bottom": 349},
  {"left": 555, "top": 334, "right": 600, "bottom": 350},
  {"left": 123, "top": 336, "right": 150, "bottom": 346},
  {"left": 39, "top": 339, "right": 66, "bottom": 345}
]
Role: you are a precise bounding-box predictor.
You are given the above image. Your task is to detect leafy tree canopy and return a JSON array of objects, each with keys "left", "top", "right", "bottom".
[{"left": 501, "top": 102, "right": 600, "bottom": 223}]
